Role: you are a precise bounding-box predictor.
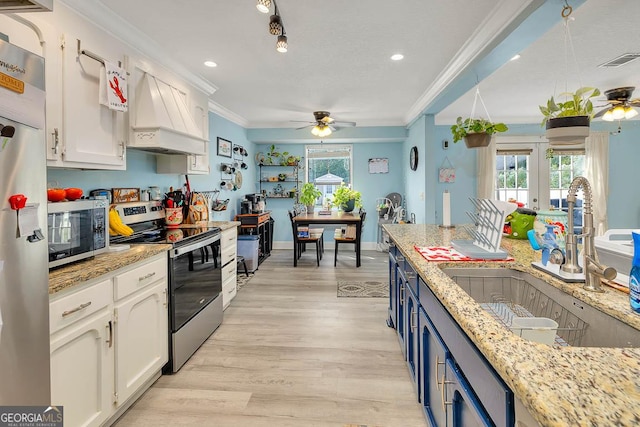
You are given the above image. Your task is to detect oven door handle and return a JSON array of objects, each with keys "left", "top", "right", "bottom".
[{"left": 170, "top": 233, "right": 220, "bottom": 258}]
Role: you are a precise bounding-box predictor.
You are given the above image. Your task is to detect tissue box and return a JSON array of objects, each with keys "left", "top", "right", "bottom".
[{"left": 594, "top": 229, "right": 636, "bottom": 286}]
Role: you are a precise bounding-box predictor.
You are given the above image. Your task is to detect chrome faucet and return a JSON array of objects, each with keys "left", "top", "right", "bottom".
[{"left": 561, "top": 176, "right": 616, "bottom": 292}]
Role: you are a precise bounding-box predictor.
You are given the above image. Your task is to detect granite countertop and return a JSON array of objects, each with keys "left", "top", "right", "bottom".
[
  {"left": 49, "top": 221, "right": 241, "bottom": 296},
  {"left": 383, "top": 224, "right": 640, "bottom": 427}
]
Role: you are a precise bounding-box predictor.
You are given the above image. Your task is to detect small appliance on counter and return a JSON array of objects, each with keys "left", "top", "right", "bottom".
[
  {"left": 48, "top": 199, "right": 110, "bottom": 268},
  {"left": 245, "top": 193, "right": 266, "bottom": 213}
]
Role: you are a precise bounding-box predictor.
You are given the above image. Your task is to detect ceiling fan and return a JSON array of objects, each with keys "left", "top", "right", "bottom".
[
  {"left": 292, "top": 111, "right": 356, "bottom": 136},
  {"left": 593, "top": 86, "right": 640, "bottom": 121}
]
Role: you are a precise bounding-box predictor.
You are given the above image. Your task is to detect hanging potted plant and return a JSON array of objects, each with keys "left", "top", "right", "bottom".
[
  {"left": 451, "top": 117, "right": 509, "bottom": 148},
  {"left": 330, "top": 184, "right": 362, "bottom": 213},
  {"left": 299, "top": 182, "right": 322, "bottom": 214},
  {"left": 539, "top": 86, "right": 600, "bottom": 146}
]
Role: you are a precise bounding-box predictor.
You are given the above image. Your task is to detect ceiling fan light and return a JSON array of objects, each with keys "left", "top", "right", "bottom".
[
  {"left": 276, "top": 35, "right": 288, "bottom": 53},
  {"left": 624, "top": 106, "right": 638, "bottom": 119},
  {"left": 602, "top": 109, "right": 614, "bottom": 121},
  {"left": 612, "top": 105, "right": 626, "bottom": 120},
  {"left": 256, "top": 0, "right": 271, "bottom": 13},
  {"left": 311, "top": 125, "right": 321, "bottom": 136},
  {"left": 269, "top": 14, "right": 283, "bottom": 35}
]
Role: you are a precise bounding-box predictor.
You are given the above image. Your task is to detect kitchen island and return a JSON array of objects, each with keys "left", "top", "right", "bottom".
[{"left": 383, "top": 223, "right": 640, "bottom": 427}]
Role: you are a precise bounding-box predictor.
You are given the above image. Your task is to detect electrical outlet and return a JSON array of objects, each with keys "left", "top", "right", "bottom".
[{"left": 419, "top": 192, "right": 425, "bottom": 201}]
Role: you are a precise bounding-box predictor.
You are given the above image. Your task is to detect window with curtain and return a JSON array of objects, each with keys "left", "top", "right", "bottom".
[{"left": 305, "top": 145, "right": 353, "bottom": 208}]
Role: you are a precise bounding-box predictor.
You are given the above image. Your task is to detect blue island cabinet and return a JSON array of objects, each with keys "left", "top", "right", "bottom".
[{"left": 388, "top": 239, "right": 515, "bottom": 426}]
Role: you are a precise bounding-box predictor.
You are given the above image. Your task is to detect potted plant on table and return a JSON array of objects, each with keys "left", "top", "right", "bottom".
[
  {"left": 539, "top": 86, "right": 600, "bottom": 146},
  {"left": 450, "top": 117, "right": 508, "bottom": 148},
  {"left": 299, "top": 182, "right": 322, "bottom": 213},
  {"left": 330, "top": 183, "right": 362, "bottom": 213}
]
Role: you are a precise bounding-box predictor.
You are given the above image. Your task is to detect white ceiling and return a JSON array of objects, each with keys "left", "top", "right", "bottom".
[{"left": 67, "top": 0, "right": 640, "bottom": 129}]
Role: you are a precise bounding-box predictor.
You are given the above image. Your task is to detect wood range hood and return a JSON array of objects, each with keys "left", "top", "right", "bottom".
[{"left": 131, "top": 73, "right": 208, "bottom": 156}]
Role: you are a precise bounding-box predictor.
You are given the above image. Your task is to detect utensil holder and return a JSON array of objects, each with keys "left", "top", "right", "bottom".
[{"left": 165, "top": 207, "right": 183, "bottom": 227}]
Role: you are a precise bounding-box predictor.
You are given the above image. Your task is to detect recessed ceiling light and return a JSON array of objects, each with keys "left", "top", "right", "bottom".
[
  {"left": 204, "top": 61, "right": 218, "bottom": 68},
  {"left": 510, "top": 54, "right": 521, "bottom": 61},
  {"left": 391, "top": 54, "right": 404, "bottom": 61}
]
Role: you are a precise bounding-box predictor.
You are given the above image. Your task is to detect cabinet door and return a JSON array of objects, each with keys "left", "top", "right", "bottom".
[
  {"left": 419, "top": 307, "right": 447, "bottom": 427},
  {"left": 58, "top": 33, "right": 126, "bottom": 169},
  {"left": 404, "top": 284, "right": 420, "bottom": 393},
  {"left": 50, "top": 309, "right": 114, "bottom": 427},
  {"left": 445, "top": 359, "right": 493, "bottom": 427},
  {"left": 114, "top": 281, "right": 168, "bottom": 406}
]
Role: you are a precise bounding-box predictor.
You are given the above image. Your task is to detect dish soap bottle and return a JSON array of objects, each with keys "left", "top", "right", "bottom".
[{"left": 630, "top": 231, "right": 640, "bottom": 314}]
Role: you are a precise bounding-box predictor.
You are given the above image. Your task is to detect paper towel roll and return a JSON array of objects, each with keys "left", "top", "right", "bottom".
[{"left": 443, "top": 191, "right": 451, "bottom": 227}]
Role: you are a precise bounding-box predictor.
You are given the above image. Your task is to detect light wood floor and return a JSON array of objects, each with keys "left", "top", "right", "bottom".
[{"left": 115, "top": 249, "right": 427, "bottom": 427}]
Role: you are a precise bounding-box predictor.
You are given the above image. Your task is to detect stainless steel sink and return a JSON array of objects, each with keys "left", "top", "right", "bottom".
[{"left": 442, "top": 268, "right": 639, "bottom": 348}]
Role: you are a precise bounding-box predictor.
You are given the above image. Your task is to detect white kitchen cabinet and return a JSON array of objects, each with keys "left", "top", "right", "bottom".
[
  {"left": 114, "top": 280, "right": 168, "bottom": 406},
  {"left": 50, "top": 254, "right": 168, "bottom": 425},
  {"left": 156, "top": 150, "right": 210, "bottom": 175},
  {"left": 221, "top": 227, "right": 238, "bottom": 309},
  {"left": 50, "top": 280, "right": 114, "bottom": 427},
  {"left": 47, "top": 33, "right": 128, "bottom": 170}
]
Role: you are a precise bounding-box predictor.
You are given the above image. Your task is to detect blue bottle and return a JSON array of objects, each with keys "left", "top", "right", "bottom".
[{"left": 630, "top": 231, "right": 640, "bottom": 313}]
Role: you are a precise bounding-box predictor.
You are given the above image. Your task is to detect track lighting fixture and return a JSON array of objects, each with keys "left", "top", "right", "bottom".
[
  {"left": 256, "top": 0, "right": 271, "bottom": 13},
  {"left": 256, "top": 0, "right": 288, "bottom": 53},
  {"left": 269, "top": 14, "right": 283, "bottom": 35},
  {"left": 276, "top": 34, "right": 288, "bottom": 53}
]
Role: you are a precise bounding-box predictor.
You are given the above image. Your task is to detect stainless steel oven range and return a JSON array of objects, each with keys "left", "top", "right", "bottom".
[{"left": 110, "top": 201, "right": 224, "bottom": 373}]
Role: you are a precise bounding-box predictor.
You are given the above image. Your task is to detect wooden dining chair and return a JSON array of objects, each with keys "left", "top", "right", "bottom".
[
  {"left": 288, "top": 211, "right": 322, "bottom": 267},
  {"left": 334, "top": 210, "right": 366, "bottom": 267}
]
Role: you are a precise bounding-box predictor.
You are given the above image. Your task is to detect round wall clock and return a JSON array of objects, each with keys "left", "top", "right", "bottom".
[{"left": 410, "top": 146, "right": 418, "bottom": 171}]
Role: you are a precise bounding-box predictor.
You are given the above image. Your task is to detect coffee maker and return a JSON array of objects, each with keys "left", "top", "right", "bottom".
[{"left": 245, "top": 193, "right": 265, "bottom": 213}]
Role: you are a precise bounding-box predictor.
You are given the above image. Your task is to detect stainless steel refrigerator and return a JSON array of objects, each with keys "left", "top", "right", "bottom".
[{"left": 0, "top": 38, "right": 50, "bottom": 404}]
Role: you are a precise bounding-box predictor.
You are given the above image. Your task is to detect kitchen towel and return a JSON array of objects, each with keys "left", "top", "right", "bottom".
[
  {"left": 415, "top": 245, "right": 514, "bottom": 262},
  {"left": 99, "top": 61, "right": 128, "bottom": 112}
]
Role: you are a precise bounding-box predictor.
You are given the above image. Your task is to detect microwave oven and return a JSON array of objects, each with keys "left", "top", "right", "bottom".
[{"left": 48, "top": 199, "right": 109, "bottom": 269}]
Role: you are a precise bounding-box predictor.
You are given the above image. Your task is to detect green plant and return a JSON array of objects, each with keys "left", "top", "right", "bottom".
[
  {"left": 450, "top": 117, "right": 508, "bottom": 143},
  {"left": 299, "top": 182, "right": 322, "bottom": 206},
  {"left": 330, "top": 184, "right": 362, "bottom": 210},
  {"left": 539, "top": 86, "right": 601, "bottom": 127},
  {"left": 267, "top": 144, "right": 281, "bottom": 164}
]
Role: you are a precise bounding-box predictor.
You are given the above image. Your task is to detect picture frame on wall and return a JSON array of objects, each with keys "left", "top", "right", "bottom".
[{"left": 217, "top": 137, "right": 232, "bottom": 158}]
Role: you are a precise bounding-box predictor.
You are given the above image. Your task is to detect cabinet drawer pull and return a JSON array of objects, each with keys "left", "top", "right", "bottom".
[
  {"left": 227, "top": 288, "right": 234, "bottom": 295},
  {"left": 399, "top": 284, "right": 405, "bottom": 304},
  {"left": 411, "top": 310, "right": 417, "bottom": 330},
  {"left": 406, "top": 271, "right": 416, "bottom": 280},
  {"left": 439, "top": 374, "right": 454, "bottom": 413},
  {"left": 435, "top": 355, "right": 445, "bottom": 389},
  {"left": 61, "top": 301, "right": 92, "bottom": 317},
  {"left": 106, "top": 321, "right": 113, "bottom": 348},
  {"left": 397, "top": 255, "right": 405, "bottom": 262},
  {"left": 138, "top": 272, "right": 156, "bottom": 282}
]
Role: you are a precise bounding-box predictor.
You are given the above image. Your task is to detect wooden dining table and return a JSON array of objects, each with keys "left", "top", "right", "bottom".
[{"left": 292, "top": 211, "right": 363, "bottom": 267}]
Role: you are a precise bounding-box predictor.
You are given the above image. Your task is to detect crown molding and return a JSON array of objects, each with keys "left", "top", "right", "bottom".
[
  {"left": 208, "top": 100, "right": 249, "bottom": 128},
  {"left": 58, "top": 0, "right": 217, "bottom": 96}
]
